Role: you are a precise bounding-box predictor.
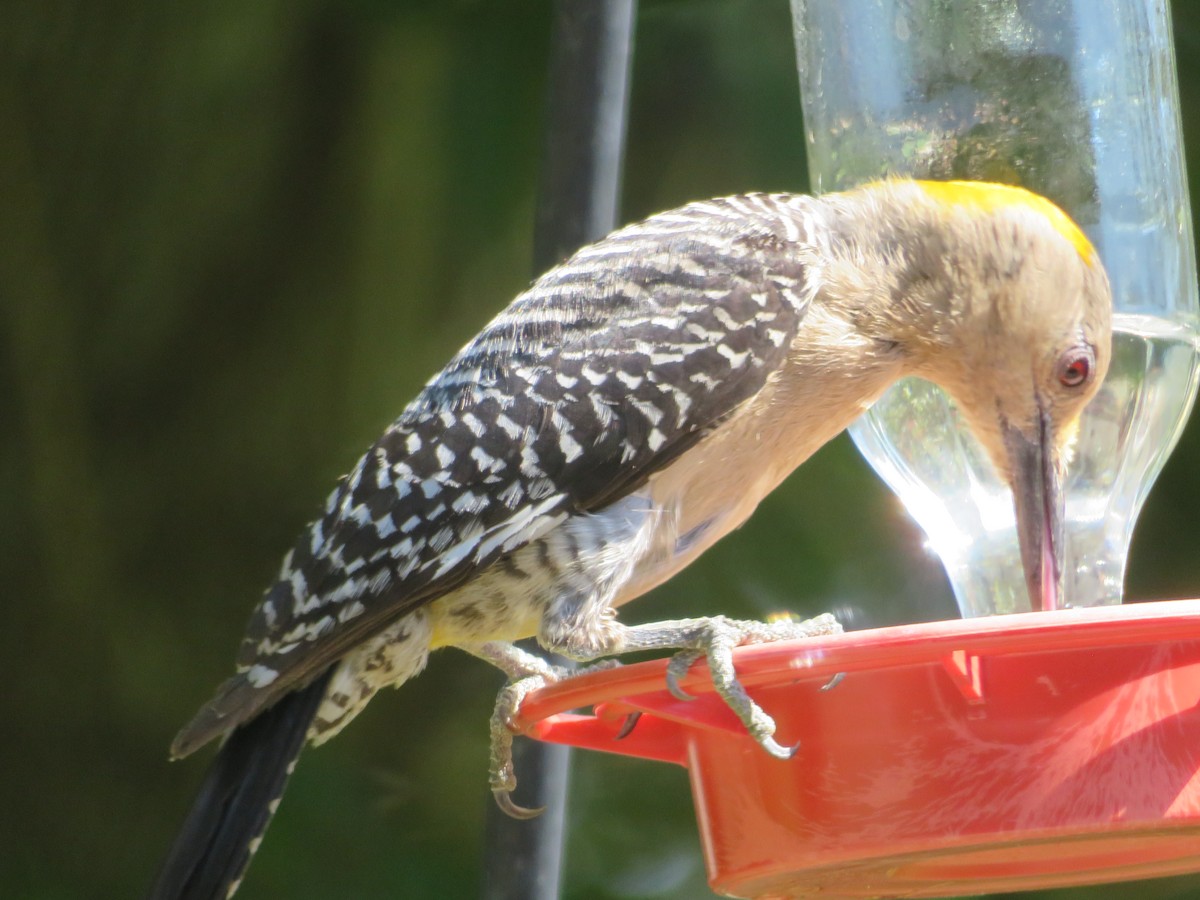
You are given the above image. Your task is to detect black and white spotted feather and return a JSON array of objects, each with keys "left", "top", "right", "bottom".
[{"left": 172, "top": 193, "right": 819, "bottom": 757}]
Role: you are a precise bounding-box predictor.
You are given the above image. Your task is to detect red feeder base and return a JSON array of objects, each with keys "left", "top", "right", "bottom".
[{"left": 511, "top": 600, "right": 1200, "bottom": 898}]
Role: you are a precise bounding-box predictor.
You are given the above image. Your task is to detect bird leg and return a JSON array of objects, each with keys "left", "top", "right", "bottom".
[
  {"left": 469, "top": 640, "right": 567, "bottom": 683},
  {"left": 482, "top": 611, "right": 840, "bottom": 817},
  {"left": 488, "top": 670, "right": 555, "bottom": 819},
  {"left": 536, "top": 610, "right": 841, "bottom": 759},
  {"left": 473, "top": 641, "right": 620, "bottom": 818},
  {"left": 593, "top": 613, "right": 842, "bottom": 757}
]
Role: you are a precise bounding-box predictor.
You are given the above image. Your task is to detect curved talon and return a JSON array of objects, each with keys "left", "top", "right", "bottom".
[
  {"left": 614, "top": 711, "right": 642, "bottom": 740},
  {"left": 820, "top": 672, "right": 845, "bottom": 691},
  {"left": 493, "top": 789, "right": 545, "bottom": 820},
  {"left": 759, "top": 735, "right": 802, "bottom": 760},
  {"left": 665, "top": 650, "right": 702, "bottom": 700},
  {"left": 667, "top": 680, "right": 694, "bottom": 702},
  {"left": 488, "top": 673, "right": 554, "bottom": 822}
]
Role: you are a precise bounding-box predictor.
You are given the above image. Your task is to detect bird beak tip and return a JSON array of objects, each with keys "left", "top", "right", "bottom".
[
  {"left": 1038, "top": 510, "right": 1061, "bottom": 612},
  {"left": 1005, "top": 415, "right": 1064, "bottom": 613}
]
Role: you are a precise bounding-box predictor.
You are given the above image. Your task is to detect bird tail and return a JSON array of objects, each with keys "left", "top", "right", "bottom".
[{"left": 147, "top": 667, "right": 334, "bottom": 900}]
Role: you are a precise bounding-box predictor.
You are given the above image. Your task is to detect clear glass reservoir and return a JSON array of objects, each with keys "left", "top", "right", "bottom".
[{"left": 791, "top": 0, "right": 1200, "bottom": 616}]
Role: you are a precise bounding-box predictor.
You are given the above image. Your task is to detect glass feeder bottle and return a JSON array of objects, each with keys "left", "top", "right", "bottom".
[{"left": 791, "top": 0, "right": 1200, "bottom": 616}]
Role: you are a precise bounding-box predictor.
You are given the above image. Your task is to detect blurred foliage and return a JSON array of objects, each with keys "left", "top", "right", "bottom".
[{"left": 3, "top": 1, "right": 1200, "bottom": 898}]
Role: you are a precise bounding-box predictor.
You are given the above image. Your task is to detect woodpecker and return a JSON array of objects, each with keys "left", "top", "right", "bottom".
[{"left": 149, "top": 179, "right": 1112, "bottom": 899}]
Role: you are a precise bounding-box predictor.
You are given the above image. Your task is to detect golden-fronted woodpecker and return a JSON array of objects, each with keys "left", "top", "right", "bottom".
[{"left": 149, "top": 179, "right": 1112, "bottom": 899}]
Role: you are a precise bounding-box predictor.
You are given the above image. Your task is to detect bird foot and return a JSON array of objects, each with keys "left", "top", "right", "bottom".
[
  {"left": 489, "top": 659, "right": 622, "bottom": 818},
  {"left": 489, "top": 671, "right": 553, "bottom": 819},
  {"left": 641, "top": 612, "right": 841, "bottom": 759},
  {"left": 488, "top": 609, "right": 839, "bottom": 815}
]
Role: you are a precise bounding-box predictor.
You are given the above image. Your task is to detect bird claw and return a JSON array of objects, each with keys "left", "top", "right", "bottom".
[
  {"left": 490, "top": 750, "right": 546, "bottom": 819},
  {"left": 820, "top": 671, "right": 846, "bottom": 691},
  {"left": 488, "top": 671, "right": 557, "bottom": 819},
  {"left": 650, "top": 613, "right": 841, "bottom": 761},
  {"left": 665, "top": 650, "right": 702, "bottom": 700},
  {"left": 485, "top": 655, "right": 630, "bottom": 818},
  {"left": 760, "top": 734, "right": 803, "bottom": 760},
  {"left": 485, "top": 614, "right": 840, "bottom": 816},
  {"left": 614, "top": 711, "right": 642, "bottom": 740},
  {"left": 492, "top": 786, "right": 545, "bottom": 820}
]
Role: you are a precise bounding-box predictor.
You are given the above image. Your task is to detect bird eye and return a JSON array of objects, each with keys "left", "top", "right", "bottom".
[{"left": 1057, "top": 346, "right": 1094, "bottom": 388}]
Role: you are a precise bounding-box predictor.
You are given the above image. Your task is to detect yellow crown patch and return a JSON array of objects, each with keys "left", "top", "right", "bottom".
[{"left": 915, "top": 180, "right": 1097, "bottom": 267}]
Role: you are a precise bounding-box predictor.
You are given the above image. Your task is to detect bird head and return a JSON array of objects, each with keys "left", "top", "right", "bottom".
[{"left": 848, "top": 180, "right": 1113, "bottom": 611}]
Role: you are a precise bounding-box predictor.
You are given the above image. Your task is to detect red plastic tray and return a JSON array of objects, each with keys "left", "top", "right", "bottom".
[{"left": 511, "top": 600, "right": 1200, "bottom": 898}]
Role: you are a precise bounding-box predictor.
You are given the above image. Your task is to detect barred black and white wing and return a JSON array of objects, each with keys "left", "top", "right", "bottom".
[{"left": 172, "top": 193, "right": 819, "bottom": 756}]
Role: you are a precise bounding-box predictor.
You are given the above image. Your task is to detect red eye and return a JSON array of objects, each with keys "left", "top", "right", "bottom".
[{"left": 1058, "top": 348, "right": 1094, "bottom": 388}]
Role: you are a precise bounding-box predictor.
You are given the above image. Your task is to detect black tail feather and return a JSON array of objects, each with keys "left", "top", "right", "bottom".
[{"left": 148, "top": 668, "right": 334, "bottom": 900}]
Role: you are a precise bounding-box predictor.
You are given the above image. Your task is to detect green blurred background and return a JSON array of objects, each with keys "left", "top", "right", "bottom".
[{"left": 5, "top": 1, "right": 1200, "bottom": 897}]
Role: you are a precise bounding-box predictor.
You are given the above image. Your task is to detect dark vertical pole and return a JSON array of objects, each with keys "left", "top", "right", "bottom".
[
  {"left": 531, "top": 0, "right": 636, "bottom": 271},
  {"left": 480, "top": 2, "right": 635, "bottom": 898}
]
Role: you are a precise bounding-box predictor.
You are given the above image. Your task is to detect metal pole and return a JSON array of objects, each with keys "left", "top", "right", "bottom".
[{"left": 481, "top": 2, "right": 635, "bottom": 897}]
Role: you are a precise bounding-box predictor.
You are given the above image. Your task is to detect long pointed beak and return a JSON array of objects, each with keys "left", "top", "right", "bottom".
[{"left": 1004, "top": 411, "right": 1064, "bottom": 612}]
